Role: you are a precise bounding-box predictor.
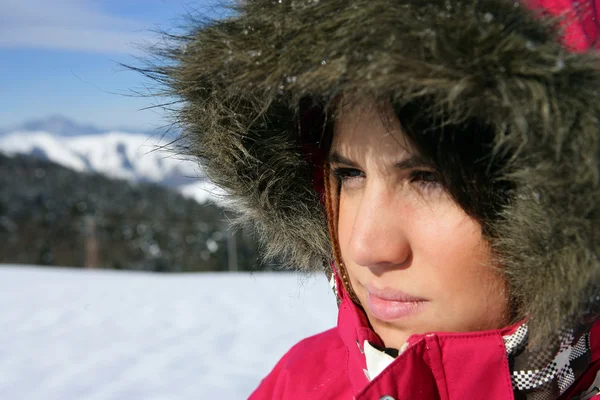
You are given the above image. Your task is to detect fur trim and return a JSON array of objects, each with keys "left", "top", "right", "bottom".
[{"left": 148, "top": 0, "right": 600, "bottom": 349}]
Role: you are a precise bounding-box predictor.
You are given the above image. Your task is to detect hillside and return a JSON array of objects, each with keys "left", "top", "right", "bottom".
[{"left": 0, "top": 153, "right": 262, "bottom": 272}]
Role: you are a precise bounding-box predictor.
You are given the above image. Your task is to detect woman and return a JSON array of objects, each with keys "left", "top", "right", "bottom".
[{"left": 150, "top": 0, "right": 600, "bottom": 398}]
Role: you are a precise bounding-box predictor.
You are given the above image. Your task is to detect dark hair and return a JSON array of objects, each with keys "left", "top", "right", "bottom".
[
  {"left": 393, "top": 100, "right": 513, "bottom": 237},
  {"left": 299, "top": 96, "right": 513, "bottom": 238}
]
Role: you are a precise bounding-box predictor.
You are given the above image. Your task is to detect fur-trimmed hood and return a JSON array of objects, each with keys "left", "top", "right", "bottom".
[{"left": 150, "top": 0, "right": 600, "bottom": 349}]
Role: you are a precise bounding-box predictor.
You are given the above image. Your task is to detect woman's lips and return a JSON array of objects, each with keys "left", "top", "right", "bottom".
[{"left": 365, "top": 286, "right": 428, "bottom": 321}]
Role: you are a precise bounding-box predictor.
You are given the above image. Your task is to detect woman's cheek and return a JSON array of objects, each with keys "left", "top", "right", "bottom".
[{"left": 410, "top": 203, "right": 509, "bottom": 330}]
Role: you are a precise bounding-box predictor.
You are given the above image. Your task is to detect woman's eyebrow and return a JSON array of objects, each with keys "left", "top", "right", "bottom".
[
  {"left": 328, "top": 151, "right": 358, "bottom": 166},
  {"left": 395, "top": 156, "right": 432, "bottom": 170},
  {"left": 329, "top": 151, "right": 432, "bottom": 170}
]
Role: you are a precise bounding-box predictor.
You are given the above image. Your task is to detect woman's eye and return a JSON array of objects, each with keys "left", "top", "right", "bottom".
[
  {"left": 332, "top": 167, "right": 365, "bottom": 183},
  {"left": 410, "top": 170, "right": 442, "bottom": 188}
]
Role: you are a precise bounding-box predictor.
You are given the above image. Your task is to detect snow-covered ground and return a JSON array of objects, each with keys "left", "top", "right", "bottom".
[{"left": 0, "top": 265, "right": 338, "bottom": 399}]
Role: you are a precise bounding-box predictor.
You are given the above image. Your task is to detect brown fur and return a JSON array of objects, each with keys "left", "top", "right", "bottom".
[{"left": 143, "top": 0, "right": 600, "bottom": 350}]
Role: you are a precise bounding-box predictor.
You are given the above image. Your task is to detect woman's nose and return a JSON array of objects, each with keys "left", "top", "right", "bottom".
[{"left": 344, "top": 189, "right": 411, "bottom": 270}]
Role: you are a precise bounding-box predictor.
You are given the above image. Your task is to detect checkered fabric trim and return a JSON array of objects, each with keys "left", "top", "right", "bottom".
[
  {"left": 503, "top": 324, "right": 592, "bottom": 399},
  {"left": 504, "top": 324, "right": 528, "bottom": 356}
]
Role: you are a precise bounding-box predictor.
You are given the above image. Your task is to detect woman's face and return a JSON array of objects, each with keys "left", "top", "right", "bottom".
[{"left": 329, "top": 103, "right": 509, "bottom": 349}]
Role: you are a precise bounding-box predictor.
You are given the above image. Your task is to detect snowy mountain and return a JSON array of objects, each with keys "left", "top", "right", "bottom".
[
  {"left": 0, "top": 130, "right": 220, "bottom": 203},
  {"left": 3, "top": 115, "right": 105, "bottom": 136}
]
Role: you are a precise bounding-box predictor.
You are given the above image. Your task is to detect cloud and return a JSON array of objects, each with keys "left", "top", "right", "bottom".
[
  {"left": 0, "top": 25, "right": 151, "bottom": 55},
  {"left": 0, "top": 0, "right": 156, "bottom": 55}
]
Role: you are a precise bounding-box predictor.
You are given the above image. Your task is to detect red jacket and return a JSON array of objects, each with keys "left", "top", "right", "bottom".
[
  {"left": 528, "top": 0, "right": 600, "bottom": 52},
  {"left": 250, "top": 273, "right": 600, "bottom": 399}
]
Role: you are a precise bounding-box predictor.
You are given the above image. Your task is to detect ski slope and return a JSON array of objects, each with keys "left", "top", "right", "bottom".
[{"left": 0, "top": 266, "right": 337, "bottom": 399}]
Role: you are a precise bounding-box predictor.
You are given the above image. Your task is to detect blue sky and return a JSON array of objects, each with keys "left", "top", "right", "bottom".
[{"left": 0, "top": 0, "right": 230, "bottom": 131}]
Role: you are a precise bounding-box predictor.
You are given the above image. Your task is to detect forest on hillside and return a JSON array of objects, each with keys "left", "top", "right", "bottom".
[{"left": 0, "top": 153, "right": 268, "bottom": 272}]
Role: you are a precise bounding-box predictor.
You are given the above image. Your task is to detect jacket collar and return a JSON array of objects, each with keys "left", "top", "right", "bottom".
[
  {"left": 330, "top": 266, "right": 600, "bottom": 399},
  {"left": 335, "top": 282, "right": 520, "bottom": 397}
]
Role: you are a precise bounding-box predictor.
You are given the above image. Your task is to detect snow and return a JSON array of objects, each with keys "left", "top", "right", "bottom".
[
  {"left": 179, "top": 181, "right": 226, "bottom": 204},
  {"left": 0, "top": 265, "right": 338, "bottom": 399},
  {"left": 0, "top": 131, "right": 217, "bottom": 203},
  {"left": 0, "top": 130, "right": 198, "bottom": 182},
  {"left": 0, "top": 131, "right": 89, "bottom": 172}
]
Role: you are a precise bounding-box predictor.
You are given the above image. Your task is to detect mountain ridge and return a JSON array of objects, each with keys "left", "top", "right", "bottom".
[{"left": 0, "top": 129, "right": 218, "bottom": 204}]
